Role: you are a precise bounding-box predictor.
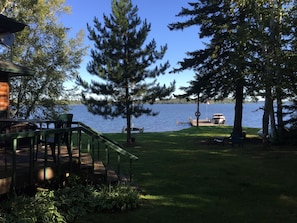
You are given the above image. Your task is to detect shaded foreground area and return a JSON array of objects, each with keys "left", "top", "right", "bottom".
[{"left": 77, "top": 126, "right": 297, "bottom": 223}]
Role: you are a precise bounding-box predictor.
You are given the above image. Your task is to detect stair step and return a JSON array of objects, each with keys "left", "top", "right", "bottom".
[
  {"left": 77, "top": 153, "right": 120, "bottom": 183},
  {"left": 93, "top": 162, "right": 118, "bottom": 182},
  {"left": 80, "top": 153, "right": 93, "bottom": 166},
  {"left": 118, "top": 174, "right": 129, "bottom": 184},
  {"left": 71, "top": 149, "right": 79, "bottom": 157},
  {"left": 106, "top": 169, "right": 119, "bottom": 183},
  {"left": 94, "top": 161, "right": 105, "bottom": 175}
]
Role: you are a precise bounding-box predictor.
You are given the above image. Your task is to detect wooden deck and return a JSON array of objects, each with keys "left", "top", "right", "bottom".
[
  {"left": 0, "top": 122, "right": 139, "bottom": 195},
  {"left": 0, "top": 143, "right": 123, "bottom": 195},
  {"left": 0, "top": 144, "right": 91, "bottom": 194}
]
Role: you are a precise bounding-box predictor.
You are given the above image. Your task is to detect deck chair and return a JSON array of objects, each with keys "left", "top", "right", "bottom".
[
  {"left": 55, "top": 113, "right": 73, "bottom": 147},
  {"left": 41, "top": 114, "right": 73, "bottom": 162}
]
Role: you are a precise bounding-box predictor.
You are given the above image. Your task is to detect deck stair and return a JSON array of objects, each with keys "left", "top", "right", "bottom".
[{"left": 79, "top": 152, "right": 120, "bottom": 184}]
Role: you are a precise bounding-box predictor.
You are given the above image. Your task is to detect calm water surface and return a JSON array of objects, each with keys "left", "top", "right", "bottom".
[{"left": 69, "top": 103, "right": 265, "bottom": 133}]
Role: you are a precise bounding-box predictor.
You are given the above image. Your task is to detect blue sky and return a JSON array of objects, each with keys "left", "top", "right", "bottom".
[{"left": 62, "top": 0, "right": 206, "bottom": 95}]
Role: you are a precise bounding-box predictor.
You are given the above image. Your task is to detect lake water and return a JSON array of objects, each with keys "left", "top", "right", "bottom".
[{"left": 69, "top": 102, "right": 265, "bottom": 133}]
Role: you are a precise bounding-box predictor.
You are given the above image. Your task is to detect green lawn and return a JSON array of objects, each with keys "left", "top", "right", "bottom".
[{"left": 76, "top": 126, "right": 297, "bottom": 223}]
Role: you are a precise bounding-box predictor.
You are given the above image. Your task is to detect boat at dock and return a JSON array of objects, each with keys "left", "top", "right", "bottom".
[{"left": 211, "top": 113, "right": 226, "bottom": 124}]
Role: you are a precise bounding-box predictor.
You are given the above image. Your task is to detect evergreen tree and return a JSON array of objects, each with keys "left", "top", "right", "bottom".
[
  {"left": 249, "top": 0, "right": 297, "bottom": 143},
  {"left": 0, "top": 0, "right": 86, "bottom": 119},
  {"left": 77, "top": 0, "right": 174, "bottom": 143},
  {"left": 169, "top": 0, "right": 256, "bottom": 136},
  {"left": 170, "top": 0, "right": 297, "bottom": 143}
]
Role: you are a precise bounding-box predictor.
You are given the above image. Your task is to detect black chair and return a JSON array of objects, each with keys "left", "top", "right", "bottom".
[
  {"left": 41, "top": 114, "right": 73, "bottom": 162},
  {"left": 54, "top": 113, "right": 73, "bottom": 148}
]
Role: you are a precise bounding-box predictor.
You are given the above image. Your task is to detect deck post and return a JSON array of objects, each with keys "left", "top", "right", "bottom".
[
  {"left": 56, "top": 134, "right": 61, "bottom": 178},
  {"left": 29, "top": 137, "right": 34, "bottom": 184},
  {"left": 91, "top": 136, "right": 95, "bottom": 171},
  {"left": 68, "top": 129, "right": 72, "bottom": 168},
  {"left": 11, "top": 138, "right": 17, "bottom": 192},
  {"left": 43, "top": 133, "right": 48, "bottom": 184},
  {"left": 105, "top": 145, "right": 109, "bottom": 165},
  {"left": 117, "top": 153, "right": 120, "bottom": 175},
  {"left": 97, "top": 140, "right": 100, "bottom": 161},
  {"left": 129, "top": 159, "right": 132, "bottom": 182},
  {"left": 78, "top": 129, "right": 82, "bottom": 165}
]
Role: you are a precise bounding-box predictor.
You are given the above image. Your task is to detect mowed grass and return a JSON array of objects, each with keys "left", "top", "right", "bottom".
[{"left": 76, "top": 126, "right": 297, "bottom": 223}]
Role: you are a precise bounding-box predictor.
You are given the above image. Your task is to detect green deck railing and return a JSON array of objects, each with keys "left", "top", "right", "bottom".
[
  {"left": 75, "top": 121, "right": 138, "bottom": 181},
  {"left": 0, "top": 120, "right": 138, "bottom": 193}
]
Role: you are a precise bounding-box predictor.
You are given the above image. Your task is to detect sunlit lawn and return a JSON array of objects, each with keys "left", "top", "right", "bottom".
[{"left": 76, "top": 126, "right": 297, "bottom": 223}]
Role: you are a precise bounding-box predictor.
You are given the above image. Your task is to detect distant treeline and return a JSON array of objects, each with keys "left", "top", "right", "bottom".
[
  {"left": 66, "top": 98, "right": 240, "bottom": 105},
  {"left": 154, "top": 98, "right": 233, "bottom": 104}
]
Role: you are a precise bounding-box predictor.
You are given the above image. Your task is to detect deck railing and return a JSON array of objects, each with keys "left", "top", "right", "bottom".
[
  {"left": 0, "top": 120, "right": 138, "bottom": 193},
  {"left": 75, "top": 121, "right": 138, "bottom": 180}
]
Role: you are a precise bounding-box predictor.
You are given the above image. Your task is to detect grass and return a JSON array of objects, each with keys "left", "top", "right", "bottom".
[{"left": 75, "top": 126, "right": 297, "bottom": 223}]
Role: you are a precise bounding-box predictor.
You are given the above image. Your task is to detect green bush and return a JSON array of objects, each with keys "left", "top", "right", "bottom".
[
  {"left": 0, "top": 190, "right": 65, "bottom": 223},
  {"left": 0, "top": 176, "right": 140, "bottom": 223},
  {"left": 54, "top": 184, "right": 98, "bottom": 222},
  {"left": 95, "top": 185, "right": 140, "bottom": 212}
]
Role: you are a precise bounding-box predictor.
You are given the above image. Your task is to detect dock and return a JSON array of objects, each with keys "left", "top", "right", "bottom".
[{"left": 189, "top": 117, "right": 225, "bottom": 126}]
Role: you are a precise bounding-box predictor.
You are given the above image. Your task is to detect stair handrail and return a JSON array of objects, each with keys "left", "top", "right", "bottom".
[
  {"left": 31, "top": 119, "right": 137, "bottom": 161},
  {"left": 75, "top": 121, "right": 138, "bottom": 161}
]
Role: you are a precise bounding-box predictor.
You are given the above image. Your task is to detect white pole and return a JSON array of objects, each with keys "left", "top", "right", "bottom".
[{"left": 205, "top": 103, "right": 207, "bottom": 119}]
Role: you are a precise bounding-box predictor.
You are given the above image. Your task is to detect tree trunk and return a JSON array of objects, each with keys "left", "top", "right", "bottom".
[
  {"left": 276, "top": 94, "right": 284, "bottom": 141},
  {"left": 126, "top": 108, "right": 132, "bottom": 144},
  {"left": 262, "top": 86, "right": 272, "bottom": 144},
  {"left": 262, "top": 0, "right": 278, "bottom": 145},
  {"left": 233, "top": 80, "right": 243, "bottom": 136},
  {"left": 126, "top": 85, "right": 132, "bottom": 144},
  {"left": 269, "top": 99, "right": 277, "bottom": 141},
  {"left": 274, "top": 59, "right": 285, "bottom": 142}
]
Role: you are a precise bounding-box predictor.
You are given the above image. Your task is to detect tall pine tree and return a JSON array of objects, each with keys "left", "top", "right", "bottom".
[{"left": 78, "top": 0, "right": 175, "bottom": 143}]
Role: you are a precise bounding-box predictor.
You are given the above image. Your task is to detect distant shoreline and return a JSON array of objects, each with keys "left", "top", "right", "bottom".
[{"left": 66, "top": 98, "right": 261, "bottom": 105}]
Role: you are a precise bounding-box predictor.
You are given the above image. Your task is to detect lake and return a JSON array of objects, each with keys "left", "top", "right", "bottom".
[{"left": 69, "top": 102, "right": 265, "bottom": 133}]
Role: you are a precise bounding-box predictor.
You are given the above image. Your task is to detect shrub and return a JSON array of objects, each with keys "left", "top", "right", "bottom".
[
  {"left": 54, "top": 184, "right": 98, "bottom": 222},
  {"left": 95, "top": 185, "right": 140, "bottom": 212},
  {"left": 0, "top": 190, "right": 66, "bottom": 223},
  {"left": 0, "top": 175, "right": 140, "bottom": 223}
]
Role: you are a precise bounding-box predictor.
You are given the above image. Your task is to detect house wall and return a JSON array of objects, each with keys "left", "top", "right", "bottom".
[{"left": 0, "top": 74, "right": 9, "bottom": 119}]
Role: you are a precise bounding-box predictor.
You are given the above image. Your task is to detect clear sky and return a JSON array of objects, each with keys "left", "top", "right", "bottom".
[{"left": 61, "top": 0, "right": 206, "bottom": 95}]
